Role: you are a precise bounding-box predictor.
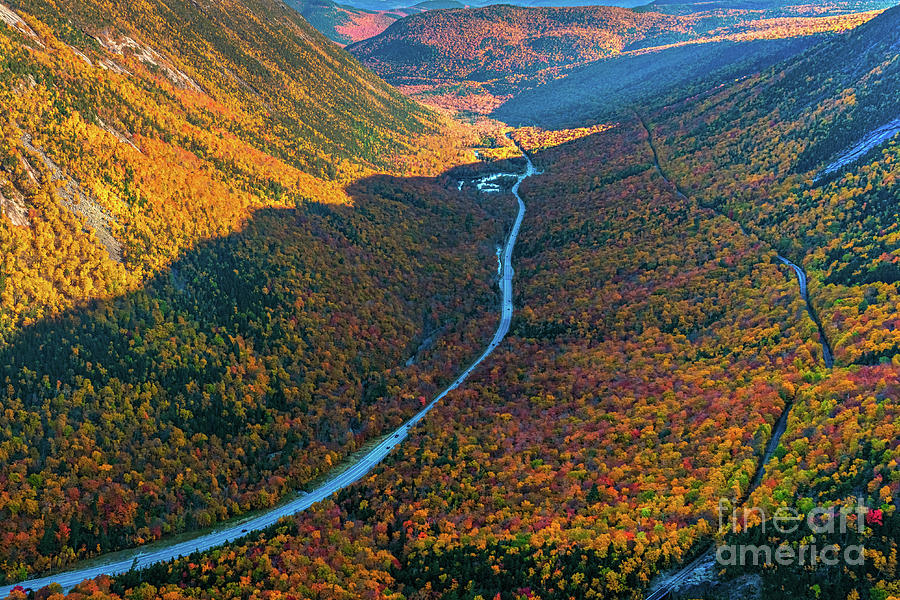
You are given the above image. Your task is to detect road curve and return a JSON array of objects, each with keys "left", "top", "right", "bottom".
[
  {"left": 776, "top": 255, "right": 834, "bottom": 368},
  {"left": 0, "top": 148, "right": 536, "bottom": 598},
  {"left": 635, "top": 110, "right": 833, "bottom": 369},
  {"left": 636, "top": 112, "right": 835, "bottom": 599}
]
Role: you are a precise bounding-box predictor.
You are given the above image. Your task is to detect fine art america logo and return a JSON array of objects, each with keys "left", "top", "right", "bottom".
[{"left": 716, "top": 499, "right": 874, "bottom": 567}]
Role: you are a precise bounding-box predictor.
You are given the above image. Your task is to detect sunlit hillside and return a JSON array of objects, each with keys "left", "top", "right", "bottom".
[
  {"left": 0, "top": 0, "right": 503, "bottom": 581},
  {"left": 349, "top": 3, "right": 885, "bottom": 114}
]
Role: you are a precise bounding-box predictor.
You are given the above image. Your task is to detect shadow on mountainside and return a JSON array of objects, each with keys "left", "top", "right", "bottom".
[
  {"left": 0, "top": 164, "right": 514, "bottom": 578},
  {"left": 492, "top": 37, "right": 818, "bottom": 129}
]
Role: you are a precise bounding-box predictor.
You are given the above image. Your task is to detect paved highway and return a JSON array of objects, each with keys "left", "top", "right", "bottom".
[{"left": 0, "top": 148, "right": 536, "bottom": 597}]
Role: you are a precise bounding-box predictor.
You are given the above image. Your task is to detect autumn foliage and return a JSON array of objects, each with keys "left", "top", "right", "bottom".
[{"left": 0, "top": 1, "right": 898, "bottom": 599}]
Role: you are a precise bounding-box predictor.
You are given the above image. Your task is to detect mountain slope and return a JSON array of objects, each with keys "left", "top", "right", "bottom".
[
  {"left": 491, "top": 36, "right": 819, "bottom": 127},
  {"left": 635, "top": 7, "right": 900, "bottom": 595},
  {"left": 348, "top": 5, "right": 695, "bottom": 84},
  {"left": 0, "top": 0, "right": 454, "bottom": 319},
  {"left": 348, "top": 2, "right": 884, "bottom": 113},
  {"left": 0, "top": 0, "right": 507, "bottom": 581},
  {"left": 7, "top": 0, "right": 437, "bottom": 177},
  {"left": 651, "top": 1, "right": 900, "bottom": 271},
  {"left": 91, "top": 9, "right": 900, "bottom": 600},
  {"left": 284, "top": 0, "right": 415, "bottom": 45},
  {"left": 642, "top": 0, "right": 896, "bottom": 16}
]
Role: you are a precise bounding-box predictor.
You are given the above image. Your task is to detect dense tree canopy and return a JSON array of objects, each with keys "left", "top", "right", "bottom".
[{"left": 0, "top": 2, "right": 898, "bottom": 599}]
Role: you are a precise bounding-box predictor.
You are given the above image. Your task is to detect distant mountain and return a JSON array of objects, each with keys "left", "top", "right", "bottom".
[
  {"left": 640, "top": 0, "right": 897, "bottom": 16},
  {"left": 340, "top": 0, "right": 653, "bottom": 9},
  {"left": 347, "top": 2, "right": 883, "bottom": 113},
  {"left": 289, "top": 0, "right": 658, "bottom": 46},
  {"left": 492, "top": 36, "right": 820, "bottom": 127},
  {"left": 348, "top": 5, "right": 698, "bottom": 85},
  {"left": 413, "top": 0, "right": 467, "bottom": 8},
  {"left": 492, "top": 0, "right": 894, "bottom": 126},
  {"left": 286, "top": 0, "right": 653, "bottom": 46},
  {"left": 284, "top": 0, "right": 418, "bottom": 45},
  {"left": 325, "top": 0, "right": 891, "bottom": 10}
]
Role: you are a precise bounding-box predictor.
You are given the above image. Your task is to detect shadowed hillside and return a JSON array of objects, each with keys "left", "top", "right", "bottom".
[
  {"left": 491, "top": 37, "right": 818, "bottom": 128},
  {"left": 348, "top": 2, "right": 883, "bottom": 113},
  {"left": 0, "top": 0, "right": 476, "bottom": 335},
  {"left": 0, "top": 162, "right": 513, "bottom": 579},
  {"left": 0, "top": 0, "right": 506, "bottom": 578},
  {"left": 284, "top": 0, "right": 416, "bottom": 45}
]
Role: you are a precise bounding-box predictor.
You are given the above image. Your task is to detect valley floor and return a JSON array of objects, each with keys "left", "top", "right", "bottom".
[{"left": 0, "top": 149, "right": 537, "bottom": 598}]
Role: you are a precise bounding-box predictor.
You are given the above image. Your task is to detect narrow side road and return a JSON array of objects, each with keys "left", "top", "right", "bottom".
[
  {"left": 0, "top": 148, "right": 536, "bottom": 598},
  {"left": 776, "top": 255, "right": 834, "bottom": 368},
  {"left": 634, "top": 112, "right": 832, "bottom": 600},
  {"left": 634, "top": 110, "right": 833, "bottom": 367}
]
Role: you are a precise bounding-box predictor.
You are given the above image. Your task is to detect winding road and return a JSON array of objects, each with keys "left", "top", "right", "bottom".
[
  {"left": 0, "top": 148, "right": 535, "bottom": 598},
  {"left": 776, "top": 255, "right": 834, "bottom": 368},
  {"left": 635, "top": 113, "right": 835, "bottom": 599},
  {"left": 635, "top": 111, "right": 834, "bottom": 369},
  {"left": 8, "top": 111, "right": 871, "bottom": 598}
]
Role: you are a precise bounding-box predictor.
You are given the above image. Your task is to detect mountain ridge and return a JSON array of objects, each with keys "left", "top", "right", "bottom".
[{"left": 347, "top": 1, "right": 885, "bottom": 113}]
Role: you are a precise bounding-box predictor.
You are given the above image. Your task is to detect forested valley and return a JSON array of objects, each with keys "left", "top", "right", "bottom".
[{"left": 0, "top": 0, "right": 898, "bottom": 599}]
